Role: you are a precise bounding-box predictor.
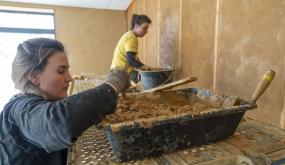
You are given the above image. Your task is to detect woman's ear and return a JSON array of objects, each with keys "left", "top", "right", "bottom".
[
  {"left": 28, "top": 72, "right": 40, "bottom": 86},
  {"left": 134, "top": 24, "right": 140, "bottom": 29}
]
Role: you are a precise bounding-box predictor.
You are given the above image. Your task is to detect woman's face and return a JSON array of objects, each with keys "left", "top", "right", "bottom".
[
  {"left": 34, "top": 51, "right": 72, "bottom": 100},
  {"left": 134, "top": 22, "right": 149, "bottom": 37}
]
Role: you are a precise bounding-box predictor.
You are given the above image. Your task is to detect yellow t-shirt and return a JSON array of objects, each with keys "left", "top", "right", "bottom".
[{"left": 111, "top": 31, "right": 139, "bottom": 74}]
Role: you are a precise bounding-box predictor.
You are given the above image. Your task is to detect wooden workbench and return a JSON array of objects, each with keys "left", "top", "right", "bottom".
[{"left": 67, "top": 78, "right": 285, "bottom": 165}]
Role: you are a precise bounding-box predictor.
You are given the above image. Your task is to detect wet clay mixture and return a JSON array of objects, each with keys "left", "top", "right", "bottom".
[{"left": 103, "top": 91, "right": 234, "bottom": 124}]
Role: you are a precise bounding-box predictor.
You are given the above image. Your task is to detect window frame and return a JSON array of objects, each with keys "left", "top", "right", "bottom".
[{"left": 0, "top": 7, "right": 55, "bottom": 35}]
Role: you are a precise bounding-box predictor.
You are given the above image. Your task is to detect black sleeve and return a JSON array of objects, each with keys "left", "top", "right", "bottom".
[
  {"left": 12, "top": 83, "right": 117, "bottom": 153},
  {"left": 126, "top": 51, "right": 144, "bottom": 68}
]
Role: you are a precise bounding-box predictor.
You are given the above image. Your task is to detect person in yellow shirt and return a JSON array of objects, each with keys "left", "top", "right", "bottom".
[{"left": 111, "top": 14, "right": 152, "bottom": 83}]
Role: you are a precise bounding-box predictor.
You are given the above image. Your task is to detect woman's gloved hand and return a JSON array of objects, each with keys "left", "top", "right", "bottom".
[
  {"left": 140, "top": 64, "right": 152, "bottom": 71},
  {"left": 105, "top": 69, "right": 130, "bottom": 94}
]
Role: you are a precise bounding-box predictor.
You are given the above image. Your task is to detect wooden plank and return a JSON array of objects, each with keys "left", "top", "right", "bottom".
[
  {"left": 161, "top": 154, "right": 188, "bottom": 165},
  {"left": 216, "top": 141, "right": 243, "bottom": 155},
  {"left": 224, "top": 135, "right": 252, "bottom": 150},
  {"left": 141, "top": 77, "right": 197, "bottom": 93},
  {"left": 267, "top": 148, "right": 285, "bottom": 163},
  {"left": 176, "top": 144, "right": 232, "bottom": 164},
  {"left": 235, "top": 120, "right": 285, "bottom": 153},
  {"left": 195, "top": 156, "right": 235, "bottom": 165}
]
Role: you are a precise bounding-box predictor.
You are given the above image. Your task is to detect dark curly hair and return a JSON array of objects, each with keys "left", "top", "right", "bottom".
[{"left": 130, "top": 14, "right": 152, "bottom": 30}]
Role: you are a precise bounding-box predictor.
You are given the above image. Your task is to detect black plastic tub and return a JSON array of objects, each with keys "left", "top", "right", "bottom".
[{"left": 99, "top": 88, "right": 256, "bottom": 162}]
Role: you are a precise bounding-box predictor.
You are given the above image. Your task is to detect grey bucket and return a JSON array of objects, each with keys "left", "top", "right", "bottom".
[{"left": 139, "top": 67, "right": 175, "bottom": 90}]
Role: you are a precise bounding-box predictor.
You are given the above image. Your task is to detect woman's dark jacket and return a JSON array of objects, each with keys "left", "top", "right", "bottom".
[{"left": 0, "top": 83, "right": 117, "bottom": 165}]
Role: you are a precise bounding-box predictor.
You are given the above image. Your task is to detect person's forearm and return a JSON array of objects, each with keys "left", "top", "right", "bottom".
[
  {"left": 15, "top": 83, "right": 117, "bottom": 152},
  {"left": 66, "top": 83, "right": 117, "bottom": 136},
  {"left": 126, "top": 51, "right": 144, "bottom": 68}
]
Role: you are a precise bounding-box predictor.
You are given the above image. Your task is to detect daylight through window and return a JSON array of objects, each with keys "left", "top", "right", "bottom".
[{"left": 0, "top": 6, "right": 55, "bottom": 111}]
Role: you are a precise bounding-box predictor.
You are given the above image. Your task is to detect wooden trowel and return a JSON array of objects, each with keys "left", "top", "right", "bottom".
[
  {"left": 227, "top": 70, "right": 275, "bottom": 107},
  {"left": 251, "top": 70, "right": 275, "bottom": 104},
  {"left": 209, "top": 70, "right": 275, "bottom": 108}
]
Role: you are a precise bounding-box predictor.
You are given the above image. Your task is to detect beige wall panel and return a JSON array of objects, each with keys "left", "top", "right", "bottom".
[
  {"left": 181, "top": 0, "right": 216, "bottom": 89},
  {"left": 144, "top": 0, "right": 158, "bottom": 67},
  {"left": 54, "top": 8, "right": 125, "bottom": 75},
  {"left": 127, "top": 1, "right": 135, "bottom": 29},
  {"left": 158, "top": 0, "right": 180, "bottom": 70},
  {"left": 216, "top": 0, "right": 285, "bottom": 126},
  {"left": 134, "top": 0, "right": 144, "bottom": 14},
  {"left": 0, "top": 2, "right": 125, "bottom": 76},
  {"left": 133, "top": 0, "right": 145, "bottom": 62}
]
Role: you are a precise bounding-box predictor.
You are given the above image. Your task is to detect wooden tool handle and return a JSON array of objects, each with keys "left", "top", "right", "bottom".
[
  {"left": 142, "top": 77, "right": 197, "bottom": 93},
  {"left": 251, "top": 70, "right": 275, "bottom": 103}
]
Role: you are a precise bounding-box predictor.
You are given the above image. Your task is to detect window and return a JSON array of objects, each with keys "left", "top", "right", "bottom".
[{"left": 0, "top": 6, "right": 55, "bottom": 111}]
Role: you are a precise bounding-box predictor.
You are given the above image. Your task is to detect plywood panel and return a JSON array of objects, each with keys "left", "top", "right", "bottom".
[
  {"left": 127, "top": 1, "right": 135, "bottom": 29},
  {"left": 181, "top": 0, "right": 216, "bottom": 89},
  {"left": 128, "top": 0, "right": 285, "bottom": 127},
  {"left": 54, "top": 8, "right": 125, "bottom": 75},
  {"left": 158, "top": 0, "right": 180, "bottom": 70},
  {"left": 216, "top": 0, "right": 285, "bottom": 126},
  {"left": 133, "top": 0, "right": 146, "bottom": 62},
  {"left": 144, "top": 0, "right": 158, "bottom": 67}
]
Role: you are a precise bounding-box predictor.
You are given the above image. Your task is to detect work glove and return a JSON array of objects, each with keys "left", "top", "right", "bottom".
[
  {"left": 105, "top": 69, "right": 130, "bottom": 94},
  {"left": 140, "top": 64, "right": 152, "bottom": 71}
]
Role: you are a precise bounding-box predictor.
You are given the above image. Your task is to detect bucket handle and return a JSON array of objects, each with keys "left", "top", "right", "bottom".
[
  {"left": 159, "top": 71, "right": 174, "bottom": 86},
  {"left": 137, "top": 71, "right": 141, "bottom": 82},
  {"left": 157, "top": 66, "right": 175, "bottom": 87}
]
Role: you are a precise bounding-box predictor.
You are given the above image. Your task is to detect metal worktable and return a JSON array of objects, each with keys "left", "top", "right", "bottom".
[{"left": 67, "top": 78, "right": 285, "bottom": 165}]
